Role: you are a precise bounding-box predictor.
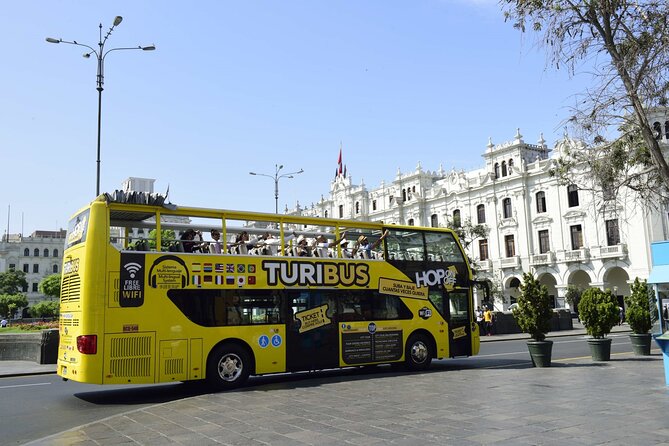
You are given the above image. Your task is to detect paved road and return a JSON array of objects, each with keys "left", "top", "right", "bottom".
[{"left": 23, "top": 348, "right": 669, "bottom": 445}]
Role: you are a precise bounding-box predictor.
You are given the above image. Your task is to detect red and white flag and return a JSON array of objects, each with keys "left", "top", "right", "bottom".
[{"left": 337, "top": 146, "right": 343, "bottom": 176}]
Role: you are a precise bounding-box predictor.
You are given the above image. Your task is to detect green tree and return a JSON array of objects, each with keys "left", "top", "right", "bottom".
[
  {"left": 39, "top": 274, "right": 61, "bottom": 300},
  {"left": 29, "top": 300, "right": 60, "bottom": 318},
  {"left": 0, "top": 270, "right": 28, "bottom": 295},
  {"left": 0, "top": 294, "right": 29, "bottom": 319},
  {"left": 148, "top": 229, "right": 177, "bottom": 250},
  {"left": 501, "top": 1, "right": 669, "bottom": 202},
  {"left": 447, "top": 217, "right": 489, "bottom": 252},
  {"left": 513, "top": 272, "right": 552, "bottom": 341},
  {"left": 564, "top": 285, "right": 582, "bottom": 314},
  {"left": 578, "top": 288, "right": 619, "bottom": 338},
  {"left": 624, "top": 278, "right": 654, "bottom": 334}
]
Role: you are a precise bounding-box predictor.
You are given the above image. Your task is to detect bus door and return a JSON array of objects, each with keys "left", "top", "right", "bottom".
[
  {"left": 285, "top": 291, "right": 339, "bottom": 371},
  {"left": 446, "top": 289, "right": 472, "bottom": 357}
]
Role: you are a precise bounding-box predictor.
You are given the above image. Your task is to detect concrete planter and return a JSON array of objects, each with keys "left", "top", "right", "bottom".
[
  {"left": 527, "top": 340, "right": 553, "bottom": 367},
  {"left": 629, "top": 333, "right": 652, "bottom": 356},
  {"left": 587, "top": 338, "right": 612, "bottom": 361}
]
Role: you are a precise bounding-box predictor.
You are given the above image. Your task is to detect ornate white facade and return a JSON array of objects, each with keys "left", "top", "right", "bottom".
[
  {"left": 0, "top": 230, "right": 66, "bottom": 307},
  {"left": 289, "top": 115, "right": 669, "bottom": 311}
]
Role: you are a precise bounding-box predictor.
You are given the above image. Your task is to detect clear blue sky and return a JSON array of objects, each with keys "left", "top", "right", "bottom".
[{"left": 1, "top": 0, "right": 587, "bottom": 236}]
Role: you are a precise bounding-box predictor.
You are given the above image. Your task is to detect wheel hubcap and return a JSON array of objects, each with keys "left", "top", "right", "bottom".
[
  {"left": 411, "top": 341, "right": 428, "bottom": 364},
  {"left": 218, "top": 353, "right": 243, "bottom": 382}
]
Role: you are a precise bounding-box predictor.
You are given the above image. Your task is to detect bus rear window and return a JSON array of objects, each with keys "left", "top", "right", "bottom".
[{"left": 66, "top": 209, "right": 90, "bottom": 249}]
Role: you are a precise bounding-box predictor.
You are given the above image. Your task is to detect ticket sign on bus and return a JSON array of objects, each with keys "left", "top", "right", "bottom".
[{"left": 295, "top": 304, "right": 332, "bottom": 333}]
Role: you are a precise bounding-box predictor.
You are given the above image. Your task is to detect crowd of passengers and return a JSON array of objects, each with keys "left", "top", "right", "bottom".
[{"left": 174, "top": 228, "right": 390, "bottom": 259}]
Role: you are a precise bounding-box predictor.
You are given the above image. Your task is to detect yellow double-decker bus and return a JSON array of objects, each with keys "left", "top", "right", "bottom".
[{"left": 58, "top": 192, "right": 487, "bottom": 389}]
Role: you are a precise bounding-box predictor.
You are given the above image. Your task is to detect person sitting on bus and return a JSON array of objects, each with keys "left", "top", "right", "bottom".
[
  {"left": 180, "top": 229, "right": 197, "bottom": 253},
  {"left": 352, "top": 230, "right": 389, "bottom": 259},
  {"left": 294, "top": 235, "right": 311, "bottom": 256},
  {"left": 209, "top": 229, "right": 223, "bottom": 254},
  {"left": 230, "top": 231, "right": 250, "bottom": 254},
  {"left": 336, "top": 239, "right": 354, "bottom": 258},
  {"left": 312, "top": 231, "right": 348, "bottom": 257}
]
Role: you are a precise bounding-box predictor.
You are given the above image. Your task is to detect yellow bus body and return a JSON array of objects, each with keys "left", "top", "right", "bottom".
[{"left": 58, "top": 196, "right": 482, "bottom": 387}]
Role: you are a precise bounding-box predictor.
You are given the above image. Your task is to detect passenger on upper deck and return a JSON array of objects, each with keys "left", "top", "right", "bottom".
[
  {"left": 311, "top": 231, "right": 348, "bottom": 257},
  {"left": 209, "top": 229, "right": 222, "bottom": 254},
  {"left": 230, "top": 231, "right": 250, "bottom": 254},
  {"left": 352, "top": 229, "right": 389, "bottom": 259},
  {"left": 180, "top": 229, "right": 197, "bottom": 253}
]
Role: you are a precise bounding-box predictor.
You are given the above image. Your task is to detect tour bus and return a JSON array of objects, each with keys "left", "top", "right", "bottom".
[{"left": 58, "top": 191, "right": 487, "bottom": 389}]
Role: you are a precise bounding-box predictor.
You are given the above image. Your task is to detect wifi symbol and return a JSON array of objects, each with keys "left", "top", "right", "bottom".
[{"left": 124, "top": 262, "right": 142, "bottom": 278}]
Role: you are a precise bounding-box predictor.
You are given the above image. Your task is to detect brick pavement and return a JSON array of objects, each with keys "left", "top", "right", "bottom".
[{"left": 24, "top": 345, "right": 669, "bottom": 446}]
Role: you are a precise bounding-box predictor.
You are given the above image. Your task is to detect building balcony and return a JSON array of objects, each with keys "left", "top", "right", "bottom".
[
  {"left": 499, "top": 255, "right": 521, "bottom": 269},
  {"left": 530, "top": 252, "right": 555, "bottom": 266},
  {"left": 563, "top": 248, "right": 590, "bottom": 263},
  {"left": 473, "top": 259, "right": 492, "bottom": 271},
  {"left": 590, "top": 244, "right": 627, "bottom": 260}
]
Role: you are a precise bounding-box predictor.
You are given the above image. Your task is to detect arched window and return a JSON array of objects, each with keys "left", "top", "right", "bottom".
[
  {"left": 501, "top": 161, "right": 508, "bottom": 177},
  {"left": 23, "top": 248, "right": 29, "bottom": 256},
  {"left": 508, "top": 158, "right": 514, "bottom": 172},
  {"left": 402, "top": 189, "right": 407, "bottom": 202},
  {"left": 494, "top": 163, "right": 500, "bottom": 179},
  {"left": 536, "top": 191, "right": 546, "bottom": 213},
  {"left": 503, "top": 198, "right": 512, "bottom": 219},
  {"left": 53, "top": 249, "right": 59, "bottom": 257},
  {"left": 452, "top": 209, "right": 461, "bottom": 228},
  {"left": 53, "top": 265, "right": 59, "bottom": 273},
  {"left": 408, "top": 218, "right": 415, "bottom": 226},
  {"left": 654, "top": 121, "right": 662, "bottom": 139},
  {"left": 44, "top": 249, "right": 49, "bottom": 257},
  {"left": 324, "top": 210, "right": 328, "bottom": 218},
  {"left": 355, "top": 202, "right": 360, "bottom": 214},
  {"left": 34, "top": 248, "right": 39, "bottom": 257},
  {"left": 430, "top": 214, "right": 438, "bottom": 227},
  {"left": 567, "top": 184, "right": 579, "bottom": 207},
  {"left": 476, "top": 204, "right": 486, "bottom": 224}
]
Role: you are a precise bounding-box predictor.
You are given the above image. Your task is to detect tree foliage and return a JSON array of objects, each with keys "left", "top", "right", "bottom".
[
  {"left": 564, "top": 285, "right": 583, "bottom": 312},
  {"left": 29, "top": 300, "right": 60, "bottom": 318},
  {"left": 0, "top": 270, "right": 28, "bottom": 295},
  {"left": 0, "top": 294, "right": 29, "bottom": 319},
  {"left": 624, "top": 277, "right": 654, "bottom": 333},
  {"left": 513, "top": 272, "right": 553, "bottom": 341},
  {"left": 578, "top": 287, "right": 619, "bottom": 338},
  {"left": 447, "top": 217, "right": 489, "bottom": 251},
  {"left": 501, "top": 0, "right": 669, "bottom": 202},
  {"left": 39, "top": 274, "right": 61, "bottom": 299},
  {"left": 148, "top": 229, "right": 176, "bottom": 250}
]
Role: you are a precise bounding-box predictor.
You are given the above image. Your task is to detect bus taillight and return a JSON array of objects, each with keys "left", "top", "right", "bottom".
[{"left": 77, "top": 335, "right": 98, "bottom": 354}]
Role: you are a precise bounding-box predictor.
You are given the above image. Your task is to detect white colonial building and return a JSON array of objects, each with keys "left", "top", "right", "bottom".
[
  {"left": 0, "top": 230, "right": 66, "bottom": 307},
  {"left": 289, "top": 112, "right": 669, "bottom": 311}
]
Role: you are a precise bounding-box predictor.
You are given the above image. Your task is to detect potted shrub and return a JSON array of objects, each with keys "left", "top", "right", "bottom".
[
  {"left": 624, "top": 278, "right": 653, "bottom": 355},
  {"left": 512, "top": 272, "right": 553, "bottom": 367},
  {"left": 578, "top": 288, "right": 619, "bottom": 361}
]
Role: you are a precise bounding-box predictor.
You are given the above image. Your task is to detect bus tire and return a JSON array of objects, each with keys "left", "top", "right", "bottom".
[
  {"left": 405, "top": 334, "right": 432, "bottom": 371},
  {"left": 206, "top": 343, "right": 252, "bottom": 390}
]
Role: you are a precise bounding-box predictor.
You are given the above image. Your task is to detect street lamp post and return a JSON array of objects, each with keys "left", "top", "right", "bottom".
[
  {"left": 249, "top": 164, "right": 304, "bottom": 214},
  {"left": 46, "top": 16, "right": 155, "bottom": 196}
]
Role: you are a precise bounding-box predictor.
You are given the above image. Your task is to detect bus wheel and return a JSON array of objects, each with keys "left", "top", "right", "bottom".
[
  {"left": 207, "top": 344, "right": 252, "bottom": 390},
  {"left": 405, "top": 334, "right": 432, "bottom": 371}
]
